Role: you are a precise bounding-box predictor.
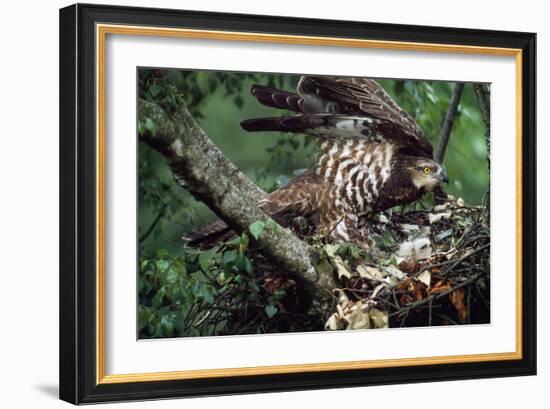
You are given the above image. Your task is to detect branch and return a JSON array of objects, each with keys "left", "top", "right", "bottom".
[
  {"left": 434, "top": 83, "right": 465, "bottom": 163},
  {"left": 473, "top": 83, "right": 490, "bottom": 170},
  {"left": 138, "top": 99, "right": 337, "bottom": 300}
]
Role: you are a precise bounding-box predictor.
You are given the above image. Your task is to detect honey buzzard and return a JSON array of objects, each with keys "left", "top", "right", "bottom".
[{"left": 189, "top": 76, "right": 448, "bottom": 247}]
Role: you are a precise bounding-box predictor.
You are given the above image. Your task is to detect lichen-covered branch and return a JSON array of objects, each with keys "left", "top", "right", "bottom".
[{"left": 138, "top": 99, "right": 337, "bottom": 300}]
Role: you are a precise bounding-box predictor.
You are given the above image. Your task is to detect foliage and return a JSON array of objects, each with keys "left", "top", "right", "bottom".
[
  {"left": 138, "top": 69, "right": 490, "bottom": 338},
  {"left": 139, "top": 232, "right": 321, "bottom": 338}
]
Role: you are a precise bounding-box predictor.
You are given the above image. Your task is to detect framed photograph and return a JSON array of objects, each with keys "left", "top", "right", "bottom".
[{"left": 59, "top": 3, "right": 536, "bottom": 404}]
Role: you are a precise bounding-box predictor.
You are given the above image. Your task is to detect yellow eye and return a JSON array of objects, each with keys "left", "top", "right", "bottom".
[{"left": 423, "top": 167, "right": 432, "bottom": 175}]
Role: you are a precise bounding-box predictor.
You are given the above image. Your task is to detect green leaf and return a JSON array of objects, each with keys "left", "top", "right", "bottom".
[
  {"left": 222, "top": 250, "right": 237, "bottom": 265},
  {"left": 265, "top": 304, "right": 278, "bottom": 318},
  {"left": 144, "top": 117, "right": 155, "bottom": 134},
  {"left": 200, "top": 286, "right": 214, "bottom": 305},
  {"left": 149, "top": 83, "right": 162, "bottom": 98},
  {"left": 349, "top": 244, "right": 361, "bottom": 260},
  {"left": 198, "top": 250, "right": 214, "bottom": 272},
  {"left": 314, "top": 257, "right": 334, "bottom": 277},
  {"left": 324, "top": 244, "right": 340, "bottom": 258},
  {"left": 236, "top": 254, "right": 253, "bottom": 273},
  {"left": 248, "top": 221, "right": 265, "bottom": 240},
  {"left": 160, "top": 313, "right": 175, "bottom": 336},
  {"left": 239, "top": 233, "right": 250, "bottom": 253},
  {"left": 152, "top": 286, "right": 166, "bottom": 308},
  {"left": 138, "top": 307, "right": 153, "bottom": 330},
  {"left": 165, "top": 267, "right": 178, "bottom": 284},
  {"left": 380, "top": 231, "right": 396, "bottom": 248},
  {"left": 156, "top": 248, "right": 170, "bottom": 259}
]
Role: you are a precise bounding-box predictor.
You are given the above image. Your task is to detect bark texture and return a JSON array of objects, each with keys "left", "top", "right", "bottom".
[{"left": 139, "top": 99, "right": 337, "bottom": 300}]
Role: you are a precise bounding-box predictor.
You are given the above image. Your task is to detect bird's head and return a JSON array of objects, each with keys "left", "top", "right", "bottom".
[{"left": 407, "top": 158, "right": 449, "bottom": 192}]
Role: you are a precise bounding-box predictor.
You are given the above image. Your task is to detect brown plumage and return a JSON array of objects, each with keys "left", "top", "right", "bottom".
[{"left": 188, "top": 76, "right": 448, "bottom": 248}]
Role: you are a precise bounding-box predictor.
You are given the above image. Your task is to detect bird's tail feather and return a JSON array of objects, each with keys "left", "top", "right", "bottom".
[
  {"left": 241, "top": 116, "right": 311, "bottom": 133},
  {"left": 241, "top": 114, "right": 371, "bottom": 138},
  {"left": 184, "top": 220, "right": 235, "bottom": 249},
  {"left": 250, "top": 84, "right": 303, "bottom": 112}
]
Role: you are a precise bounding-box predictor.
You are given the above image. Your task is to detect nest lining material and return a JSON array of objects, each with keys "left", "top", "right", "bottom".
[{"left": 319, "top": 196, "right": 490, "bottom": 330}]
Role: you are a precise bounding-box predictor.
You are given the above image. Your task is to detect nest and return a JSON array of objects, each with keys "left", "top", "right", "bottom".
[
  {"left": 318, "top": 196, "right": 490, "bottom": 330},
  {"left": 195, "top": 195, "right": 491, "bottom": 335}
]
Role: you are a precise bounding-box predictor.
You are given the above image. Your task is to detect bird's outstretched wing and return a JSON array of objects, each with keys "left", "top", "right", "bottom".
[{"left": 241, "top": 75, "right": 433, "bottom": 159}]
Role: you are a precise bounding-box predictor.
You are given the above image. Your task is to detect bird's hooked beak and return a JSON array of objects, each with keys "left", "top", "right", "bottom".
[{"left": 438, "top": 166, "right": 449, "bottom": 184}]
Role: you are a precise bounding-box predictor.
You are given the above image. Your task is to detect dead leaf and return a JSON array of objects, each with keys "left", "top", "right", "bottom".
[
  {"left": 430, "top": 280, "right": 452, "bottom": 294},
  {"left": 326, "top": 292, "right": 389, "bottom": 331},
  {"left": 345, "top": 306, "right": 371, "bottom": 330},
  {"left": 369, "top": 308, "right": 389, "bottom": 328},
  {"left": 333, "top": 255, "right": 352, "bottom": 279},
  {"left": 449, "top": 288, "right": 467, "bottom": 322},
  {"left": 371, "top": 283, "right": 386, "bottom": 299},
  {"left": 357, "top": 265, "right": 385, "bottom": 281},
  {"left": 417, "top": 270, "right": 431, "bottom": 288},
  {"left": 399, "top": 258, "right": 419, "bottom": 274},
  {"left": 384, "top": 265, "right": 406, "bottom": 280},
  {"left": 325, "top": 313, "right": 343, "bottom": 330},
  {"left": 396, "top": 278, "right": 426, "bottom": 304}
]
